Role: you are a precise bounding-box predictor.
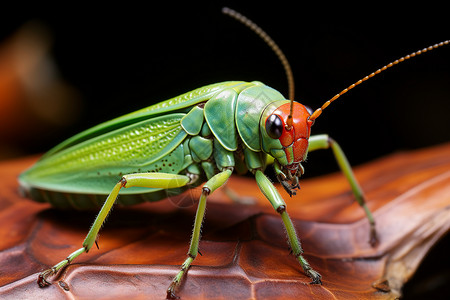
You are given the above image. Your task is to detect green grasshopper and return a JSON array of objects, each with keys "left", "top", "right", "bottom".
[{"left": 18, "top": 7, "right": 449, "bottom": 299}]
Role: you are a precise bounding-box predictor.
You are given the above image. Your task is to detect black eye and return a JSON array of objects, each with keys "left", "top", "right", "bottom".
[{"left": 265, "top": 114, "right": 283, "bottom": 139}]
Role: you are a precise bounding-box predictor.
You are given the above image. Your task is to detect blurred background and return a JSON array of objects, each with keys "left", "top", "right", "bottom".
[
  {"left": 0, "top": 3, "right": 448, "bottom": 298},
  {"left": 0, "top": 3, "right": 448, "bottom": 175}
]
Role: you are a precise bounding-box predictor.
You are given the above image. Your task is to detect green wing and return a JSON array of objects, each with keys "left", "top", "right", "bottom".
[
  {"left": 42, "top": 81, "right": 246, "bottom": 158},
  {"left": 20, "top": 113, "right": 188, "bottom": 194}
]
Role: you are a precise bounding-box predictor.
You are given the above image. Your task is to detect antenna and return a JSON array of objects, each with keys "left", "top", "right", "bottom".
[
  {"left": 309, "top": 40, "right": 450, "bottom": 121},
  {"left": 222, "top": 8, "right": 449, "bottom": 125},
  {"left": 222, "top": 7, "right": 296, "bottom": 129}
]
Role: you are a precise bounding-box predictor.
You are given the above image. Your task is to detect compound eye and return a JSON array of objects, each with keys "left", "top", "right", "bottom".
[{"left": 265, "top": 114, "right": 283, "bottom": 139}]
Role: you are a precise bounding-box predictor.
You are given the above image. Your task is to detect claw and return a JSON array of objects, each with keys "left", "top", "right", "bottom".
[
  {"left": 306, "top": 269, "right": 322, "bottom": 285},
  {"left": 369, "top": 225, "right": 379, "bottom": 247},
  {"left": 166, "top": 291, "right": 179, "bottom": 299},
  {"left": 37, "top": 269, "right": 54, "bottom": 288},
  {"left": 166, "top": 284, "right": 180, "bottom": 300}
]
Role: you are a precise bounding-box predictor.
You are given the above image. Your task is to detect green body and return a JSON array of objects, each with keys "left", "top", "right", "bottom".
[
  {"left": 26, "top": 80, "right": 375, "bottom": 297},
  {"left": 19, "top": 81, "right": 288, "bottom": 209}
]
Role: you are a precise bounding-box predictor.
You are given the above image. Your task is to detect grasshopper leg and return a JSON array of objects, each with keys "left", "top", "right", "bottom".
[
  {"left": 37, "top": 172, "right": 190, "bottom": 287},
  {"left": 255, "top": 170, "right": 322, "bottom": 284},
  {"left": 166, "top": 168, "right": 233, "bottom": 299},
  {"left": 308, "top": 134, "right": 378, "bottom": 246}
]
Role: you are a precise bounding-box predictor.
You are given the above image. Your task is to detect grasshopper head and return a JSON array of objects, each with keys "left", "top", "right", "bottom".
[{"left": 261, "top": 101, "right": 313, "bottom": 196}]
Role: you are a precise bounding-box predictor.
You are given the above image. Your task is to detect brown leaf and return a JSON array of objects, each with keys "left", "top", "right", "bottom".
[{"left": 0, "top": 143, "right": 449, "bottom": 299}]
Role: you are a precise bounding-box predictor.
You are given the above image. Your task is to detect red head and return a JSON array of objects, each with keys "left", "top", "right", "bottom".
[
  {"left": 261, "top": 101, "right": 313, "bottom": 196},
  {"left": 265, "top": 102, "right": 313, "bottom": 168}
]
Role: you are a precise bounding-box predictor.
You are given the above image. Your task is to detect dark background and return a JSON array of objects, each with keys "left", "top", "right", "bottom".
[
  {"left": 1, "top": 3, "right": 449, "bottom": 177},
  {"left": 0, "top": 3, "right": 449, "bottom": 299}
]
